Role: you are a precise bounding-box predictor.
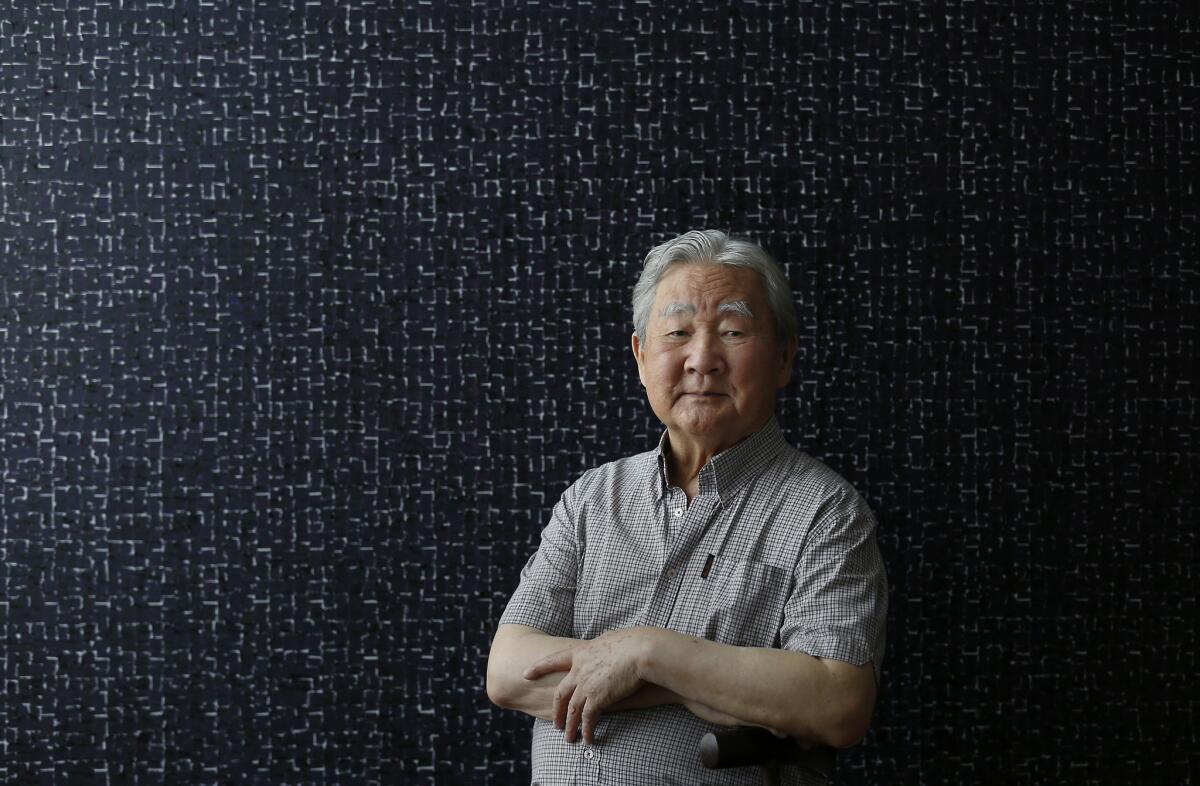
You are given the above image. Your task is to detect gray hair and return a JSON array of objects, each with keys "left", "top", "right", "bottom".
[{"left": 631, "top": 230, "right": 798, "bottom": 343}]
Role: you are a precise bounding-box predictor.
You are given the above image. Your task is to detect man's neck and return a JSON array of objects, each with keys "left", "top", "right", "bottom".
[
  {"left": 662, "top": 427, "right": 734, "bottom": 501},
  {"left": 665, "top": 445, "right": 709, "bottom": 503},
  {"left": 663, "top": 421, "right": 763, "bottom": 502}
]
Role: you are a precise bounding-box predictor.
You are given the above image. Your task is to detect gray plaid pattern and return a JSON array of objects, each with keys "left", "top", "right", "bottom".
[{"left": 499, "top": 417, "right": 888, "bottom": 786}]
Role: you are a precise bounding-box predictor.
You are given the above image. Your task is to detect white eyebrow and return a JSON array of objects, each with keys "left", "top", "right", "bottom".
[
  {"left": 717, "top": 300, "right": 755, "bottom": 319},
  {"left": 661, "top": 302, "right": 696, "bottom": 317}
]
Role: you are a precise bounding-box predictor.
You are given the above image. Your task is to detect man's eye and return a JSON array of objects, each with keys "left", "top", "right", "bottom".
[
  {"left": 667, "top": 330, "right": 688, "bottom": 337},
  {"left": 724, "top": 330, "right": 744, "bottom": 338}
]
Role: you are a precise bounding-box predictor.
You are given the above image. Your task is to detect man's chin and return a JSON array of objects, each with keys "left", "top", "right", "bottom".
[{"left": 668, "top": 408, "right": 735, "bottom": 436}]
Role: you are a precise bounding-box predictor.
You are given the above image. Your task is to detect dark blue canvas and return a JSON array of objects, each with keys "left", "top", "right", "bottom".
[{"left": 0, "top": 2, "right": 1195, "bottom": 783}]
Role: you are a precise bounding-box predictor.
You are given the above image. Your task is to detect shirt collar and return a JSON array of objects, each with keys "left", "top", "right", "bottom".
[{"left": 649, "top": 415, "right": 788, "bottom": 503}]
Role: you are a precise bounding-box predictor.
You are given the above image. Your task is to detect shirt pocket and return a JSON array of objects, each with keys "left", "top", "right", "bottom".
[{"left": 701, "top": 559, "right": 792, "bottom": 648}]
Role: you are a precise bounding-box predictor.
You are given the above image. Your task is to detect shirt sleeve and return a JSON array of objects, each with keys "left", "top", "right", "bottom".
[
  {"left": 778, "top": 486, "right": 889, "bottom": 680},
  {"left": 496, "top": 477, "right": 584, "bottom": 637}
]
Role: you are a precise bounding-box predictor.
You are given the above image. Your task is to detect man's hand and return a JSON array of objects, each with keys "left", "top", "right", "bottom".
[{"left": 524, "top": 627, "right": 652, "bottom": 744}]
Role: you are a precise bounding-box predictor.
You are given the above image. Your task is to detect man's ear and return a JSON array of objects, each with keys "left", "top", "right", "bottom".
[
  {"left": 776, "top": 335, "right": 798, "bottom": 388},
  {"left": 631, "top": 332, "right": 647, "bottom": 387}
]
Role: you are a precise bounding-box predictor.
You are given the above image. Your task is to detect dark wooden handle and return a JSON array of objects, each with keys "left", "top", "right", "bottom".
[{"left": 699, "top": 727, "right": 836, "bottom": 777}]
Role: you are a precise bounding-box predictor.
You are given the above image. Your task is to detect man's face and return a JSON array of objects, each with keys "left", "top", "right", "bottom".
[{"left": 631, "top": 263, "right": 797, "bottom": 452}]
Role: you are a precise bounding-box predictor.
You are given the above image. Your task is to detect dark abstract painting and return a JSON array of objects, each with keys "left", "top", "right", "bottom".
[{"left": 0, "top": 2, "right": 1194, "bottom": 783}]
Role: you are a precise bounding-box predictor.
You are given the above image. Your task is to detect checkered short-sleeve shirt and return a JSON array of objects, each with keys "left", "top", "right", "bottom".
[{"left": 498, "top": 416, "right": 888, "bottom": 786}]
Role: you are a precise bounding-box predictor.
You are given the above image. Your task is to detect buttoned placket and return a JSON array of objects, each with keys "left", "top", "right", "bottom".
[
  {"left": 664, "top": 486, "right": 688, "bottom": 554},
  {"left": 581, "top": 742, "right": 599, "bottom": 774},
  {"left": 641, "top": 488, "right": 723, "bottom": 628},
  {"left": 665, "top": 487, "right": 687, "bottom": 579}
]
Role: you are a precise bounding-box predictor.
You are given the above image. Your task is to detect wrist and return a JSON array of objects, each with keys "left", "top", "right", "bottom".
[{"left": 633, "top": 626, "right": 668, "bottom": 683}]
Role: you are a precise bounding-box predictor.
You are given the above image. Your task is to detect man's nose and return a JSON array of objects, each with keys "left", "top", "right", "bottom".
[{"left": 685, "top": 332, "right": 726, "bottom": 375}]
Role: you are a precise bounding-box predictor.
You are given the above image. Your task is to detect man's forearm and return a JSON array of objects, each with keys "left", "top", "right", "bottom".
[
  {"left": 487, "top": 624, "right": 681, "bottom": 722},
  {"left": 635, "top": 629, "right": 876, "bottom": 748},
  {"left": 487, "top": 624, "right": 579, "bottom": 722}
]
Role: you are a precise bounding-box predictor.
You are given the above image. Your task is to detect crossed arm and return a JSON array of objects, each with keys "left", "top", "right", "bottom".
[{"left": 486, "top": 622, "right": 876, "bottom": 748}]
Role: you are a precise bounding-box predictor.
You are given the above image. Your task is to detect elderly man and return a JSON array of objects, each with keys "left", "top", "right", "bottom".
[{"left": 487, "top": 230, "right": 887, "bottom": 785}]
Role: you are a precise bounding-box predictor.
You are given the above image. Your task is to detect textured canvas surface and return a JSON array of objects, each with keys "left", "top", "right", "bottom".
[{"left": 0, "top": 2, "right": 1195, "bottom": 784}]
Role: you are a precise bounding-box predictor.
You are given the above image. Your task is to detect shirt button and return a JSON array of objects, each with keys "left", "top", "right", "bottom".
[
  {"left": 668, "top": 568, "right": 678, "bottom": 577},
  {"left": 674, "top": 508, "right": 683, "bottom": 517},
  {"left": 584, "top": 749, "right": 595, "bottom": 760}
]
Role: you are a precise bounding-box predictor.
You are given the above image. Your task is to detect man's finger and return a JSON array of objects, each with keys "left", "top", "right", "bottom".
[
  {"left": 580, "top": 698, "right": 602, "bottom": 745},
  {"left": 552, "top": 679, "right": 575, "bottom": 731},
  {"left": 524, "top": 648, "right": 574, "bottom": 680},
  {"left": 565, "top": 693, "right": 587, "bottom": 744}
]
